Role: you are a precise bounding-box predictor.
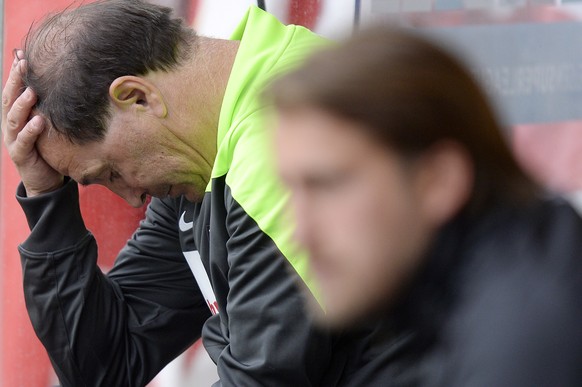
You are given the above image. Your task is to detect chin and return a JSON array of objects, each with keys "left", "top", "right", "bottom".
[
  {"left": 184, "top": 191, "right": 204, "bottom": 203},
  {"left": 307, "top": 291, "right": 372, "bottom": 331}
]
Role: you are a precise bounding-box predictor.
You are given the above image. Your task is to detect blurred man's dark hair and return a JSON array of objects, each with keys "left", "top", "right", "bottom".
[{"left": 269, "top": 26, "right": 538, "bottom": 216}]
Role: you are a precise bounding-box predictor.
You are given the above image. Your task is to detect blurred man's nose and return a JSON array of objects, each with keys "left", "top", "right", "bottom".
[{"left": 291, "top": 192, "right": 316, "bottom": 250}]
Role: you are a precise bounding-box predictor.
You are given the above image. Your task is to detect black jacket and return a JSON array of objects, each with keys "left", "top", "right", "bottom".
[{"left": 349, "top": 199, "right": 582, "bottom": 386}]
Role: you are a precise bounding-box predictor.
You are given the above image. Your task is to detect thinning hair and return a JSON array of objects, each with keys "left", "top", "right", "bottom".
[
  {"left": 268, "top": 25, "right": 538, "bottom": 216},
  {"left": 23, "top": 0, "right": 197, "bottom": 144}
]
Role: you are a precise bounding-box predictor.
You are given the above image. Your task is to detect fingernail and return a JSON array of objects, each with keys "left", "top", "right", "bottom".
[
  {"left": 13, "top": 48, "right": 23, "bottom": 61},
  {"left": 29, "top": 115, "right": 38, "bottom": 127},
  {"left": 25, "top": 87, "right": 36, "bottom": 98},
  {"left": 30, "top": 115, "right": 44, "bottom": 129}
]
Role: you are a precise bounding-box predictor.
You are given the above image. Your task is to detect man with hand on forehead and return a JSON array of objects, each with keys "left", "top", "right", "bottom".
[{"left": 1, "top": 0, "right": 381, "bottom": 385}]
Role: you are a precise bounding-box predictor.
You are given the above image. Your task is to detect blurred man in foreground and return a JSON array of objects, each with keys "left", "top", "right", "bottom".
[{"left": 270, "top": 26, "right": 582, "bottom": 386}]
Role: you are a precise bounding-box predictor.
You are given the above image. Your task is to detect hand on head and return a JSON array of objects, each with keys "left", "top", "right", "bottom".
[{"left": 2, "top": 50, "right": 64, "bottom": 197}]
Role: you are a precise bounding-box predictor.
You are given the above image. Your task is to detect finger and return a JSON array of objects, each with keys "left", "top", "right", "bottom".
[
  {"left": 4, "top": 87, "right": 37, "bottom": 144},
  {"left": 9, "top": 49, "right": 24, "bottom": 73},
  {"left": 2, "top": 56, "right": 26, "bottom": 126},
  {"left": 10, "top": 115, "right": 45, "bottom": 163}
]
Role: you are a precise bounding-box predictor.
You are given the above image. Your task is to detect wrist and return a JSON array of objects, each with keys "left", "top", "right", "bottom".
[{"left": 24, "top": 178, "right": 65, "bottom": 197}]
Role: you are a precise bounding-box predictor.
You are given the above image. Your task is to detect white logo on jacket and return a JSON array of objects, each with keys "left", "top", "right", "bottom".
[
  {"left": 183, "top": 250, "right": 219, "bottom": 315},
  {"left": 179, "top": 211, "right": 194, "bottom": 232}
]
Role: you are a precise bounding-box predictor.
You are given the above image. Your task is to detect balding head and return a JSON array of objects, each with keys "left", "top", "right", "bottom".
[{"left": 23, "top": 0, "right": 197, "bottom": 145}]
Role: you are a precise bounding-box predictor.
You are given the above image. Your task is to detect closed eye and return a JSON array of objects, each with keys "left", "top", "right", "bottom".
[
  {"left": 109, "top": 170, "right": 121, "bottom": 183},
  {"left": 304, "top": 172, "right": 350, "bottom": 191}
]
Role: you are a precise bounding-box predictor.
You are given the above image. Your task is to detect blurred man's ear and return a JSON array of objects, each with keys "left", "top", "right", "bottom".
[
  {"left": 414, "top": 141, "right": 474, "bottom": 227},
  {"left": 109, "top": 76, "right": 167, "bottom": 118}
]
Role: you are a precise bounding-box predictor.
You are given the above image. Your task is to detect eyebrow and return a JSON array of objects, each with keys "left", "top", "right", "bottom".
[{"left": 79, "top": 166, "right": 108, "bottom": 186}]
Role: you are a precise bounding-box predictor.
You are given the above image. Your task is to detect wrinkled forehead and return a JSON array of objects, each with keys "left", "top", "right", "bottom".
[
  {"left": 35, "top": 122, "right": 73, "bottom": 168},
  {"left": 36, "top": 114, "right": 105, "bottom": 181},
  {"left": 35, "top": 116, "right": 113, "bottom": 187}
]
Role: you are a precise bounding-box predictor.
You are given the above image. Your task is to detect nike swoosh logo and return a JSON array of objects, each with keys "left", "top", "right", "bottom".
[{"left": 179, "top": 211, "right": 194, "bottom": 232}]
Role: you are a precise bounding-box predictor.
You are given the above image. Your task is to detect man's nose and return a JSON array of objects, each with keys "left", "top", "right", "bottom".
[
  {"left": 123, "top": 188, "right": 146, "bottom": 208},
  {"left": 108, "top": 183, "right": 145, "bottom": 208}
]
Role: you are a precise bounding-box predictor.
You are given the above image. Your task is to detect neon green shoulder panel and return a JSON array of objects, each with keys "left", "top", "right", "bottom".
[{"left": 211, "top": 6, "right": 327, "bottom": 302}]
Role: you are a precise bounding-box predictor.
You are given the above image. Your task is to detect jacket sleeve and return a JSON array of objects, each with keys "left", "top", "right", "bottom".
[
  {"left": 204, "top": 108, "right": 338, "bottom": 385},
  {"left": 17, "top": 179, "right": 211, "bottom": 387},
  {"left": 207, "top": 186, "right": 336, "bottom": 386}
]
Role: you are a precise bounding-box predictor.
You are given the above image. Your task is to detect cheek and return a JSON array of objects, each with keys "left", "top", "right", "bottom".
[
  {"left": 315, "top": 181, "right": 425, "bottom": 322},
  {"left": 343, "top": 201, "right": 412, "bottom": 289},
  {"left": 118, "top": 157, "right": 160, "bottom": 187},
  {"left": 314, "top": 214, "right": 407, "bottom": 327},
  {"left": 337, "top": 181, "right": 416, "bottom": 258},
  {"left": 356, "top": 185, "right": 424, "bottom": 278}
]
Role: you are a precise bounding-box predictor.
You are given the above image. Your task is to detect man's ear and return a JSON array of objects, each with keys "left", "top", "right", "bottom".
[
  {"left": 109, "top": 76, "right": 167, "bottom": 118},
  {"left": 414, "top": 141, "right": 474, "bottom": 227}
]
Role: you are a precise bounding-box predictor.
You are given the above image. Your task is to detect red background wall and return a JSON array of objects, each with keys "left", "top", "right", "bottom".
[{"left": 0, "top": 1, "right": 147, "bottom": 384}]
